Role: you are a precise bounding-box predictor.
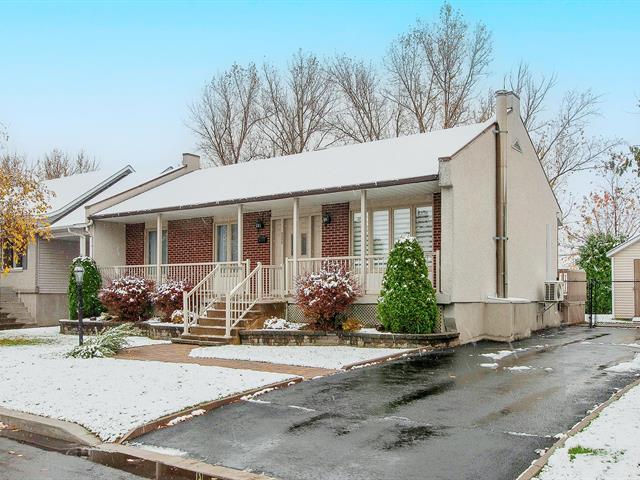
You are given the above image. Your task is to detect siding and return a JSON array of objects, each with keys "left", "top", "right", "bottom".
[
  {"left": 612, "top": 240, "right": 640, "bottom": 318},
  {"left": 37, "top": 238, "right": 79, "bottom": 294}
]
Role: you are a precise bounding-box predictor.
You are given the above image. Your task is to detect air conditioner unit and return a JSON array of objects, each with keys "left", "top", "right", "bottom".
[{"left": 544, "top": 281, "right": 565, "bottom": 302}]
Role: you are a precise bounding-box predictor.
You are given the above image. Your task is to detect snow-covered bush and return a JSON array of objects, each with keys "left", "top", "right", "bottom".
[
  {"left": 68, "top": 256, "right": 103, "bottom": 319},
  {"left": 295, "top": 264, "right": 361, "bottom": 330},
  {"left": 262, "top": 317, "right": 305, "bottom": 330},
  {"left": 152, "top": 280, "right": 193, "bottom": 321},
  {"left": 377, "top": 236, "right": 438, "bottom": 333},
  {"left": 66, "top": 323, "right": 140, "bottom": 358},
  {"left": 98, "top": 276, "right": 154, "bottom": 322}
]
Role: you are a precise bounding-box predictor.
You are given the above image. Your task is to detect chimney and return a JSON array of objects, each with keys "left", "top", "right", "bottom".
[
  {"left": 182, "top": 153, "right": 201, "bottom": 172},
  {"left": 494, "top": 90, "right": 519, "bottom": 299}
]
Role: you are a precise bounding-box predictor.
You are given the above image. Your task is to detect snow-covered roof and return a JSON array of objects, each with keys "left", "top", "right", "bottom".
[
  {"left": 95, "top": 120, "right": 494, "bottom": 218},
  {"left": 607, "top": 234, "right": 640, "bottom": 257},
  {"left": 43, "top": 166, "right": 134, "bottom": 226}
]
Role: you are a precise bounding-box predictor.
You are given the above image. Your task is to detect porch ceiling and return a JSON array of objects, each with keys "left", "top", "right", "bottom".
[{"left": 97, "top": 180, "right": 440, "bottom": 223}]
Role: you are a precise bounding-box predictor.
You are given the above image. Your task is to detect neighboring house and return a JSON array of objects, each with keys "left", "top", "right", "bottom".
[
  {"left": 88, "top": 91, "right": 562, "bottom": 344},
  {"left": 607, "top": 235, "right": 640, "bottom": 319},
  {"left": 0, "top": 166, "right": 138, "bottom": 326}
]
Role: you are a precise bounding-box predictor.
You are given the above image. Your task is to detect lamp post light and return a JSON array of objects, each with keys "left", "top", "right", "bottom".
[{"left": 73, "top": 265, "right": 85, "bottom": 345}]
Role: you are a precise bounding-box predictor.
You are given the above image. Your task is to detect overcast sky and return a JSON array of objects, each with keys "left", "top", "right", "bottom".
[{"left": 1, "top": 0, "right": 638, "bottom": 191}]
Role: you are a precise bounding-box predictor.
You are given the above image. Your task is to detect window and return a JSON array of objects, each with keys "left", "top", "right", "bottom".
[
  {"left": 147, "top": 230, "right": 168, "bottom": 264},
  {"left": 2, "top": 244, "right": 25, "bottom": 270},
  {"left": 216, "top": 223, "right": 238, "bottom": 262},
  {"left": 352, "top": 205, "right": 434, "bottom": 256}
]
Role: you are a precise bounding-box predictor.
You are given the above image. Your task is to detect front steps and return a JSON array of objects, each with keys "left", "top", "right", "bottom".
[
  {"left": 0, "top": 288, "right": 36, "bottom": 330},
  {"left": 173, "top": 301, "right": 285, "bottom": 346}
]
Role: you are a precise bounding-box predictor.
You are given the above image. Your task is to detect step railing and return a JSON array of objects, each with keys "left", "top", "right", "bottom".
[
  {"left": 261, "top": 264, "right": 285, "bottom": 300},
  {"left": 182, "top": 261, "right": 248, "bottom": 334},
  {"left": 225, "top": 262, "right": 263, "bottom": 338}
]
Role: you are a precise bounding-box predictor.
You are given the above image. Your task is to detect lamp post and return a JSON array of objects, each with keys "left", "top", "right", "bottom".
[{"left": 73, "top": 265, "right": 85, "bottom": 345}]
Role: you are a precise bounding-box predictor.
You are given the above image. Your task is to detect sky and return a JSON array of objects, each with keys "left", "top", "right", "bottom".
[{"left": 1, "top": 0, "right": 639, "bottom": 189}]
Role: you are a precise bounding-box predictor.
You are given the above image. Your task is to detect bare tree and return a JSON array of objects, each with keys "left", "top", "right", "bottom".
[
  {"left": 329, "top": 56, "right": 403, "bottom": 143},
  {"left": 260, "top": 50, "right": 336, "bottom": 155},
  {"left": 36, "top": 149, "right": 99, "bottom": 180},
  {"left": 189, "top": 63, "right": 263, "bottom": 166},
  {"left": 385, "top": 34, "right": 437, "bottom": 134},
  {"left": 504, "top": 62, "right": 556, "bottom": 134}
]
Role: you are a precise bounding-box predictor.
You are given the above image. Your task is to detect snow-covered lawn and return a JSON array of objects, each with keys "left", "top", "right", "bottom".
[
  {"left": 189, "top": 345, "right": 411, "bottom": 369},
  {"left": 536, "top": 353, "right": 640, "bottom": 479},
  {"left": 0, "top": 328, "right": 296, "bottom": 441}
]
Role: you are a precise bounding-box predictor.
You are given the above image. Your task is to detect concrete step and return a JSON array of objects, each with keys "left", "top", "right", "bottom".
[
  {"left": 0, "top": 322, "right": 27, "bottom": 331},
  {"left": 173, "top": 335, "right": 233, "bottom": 346},
  {"left": 197, "top": 317, "right": 251, "bottom": 328},
  {"left": 189, "top": 325, "right": 241, "bottom": 337}
]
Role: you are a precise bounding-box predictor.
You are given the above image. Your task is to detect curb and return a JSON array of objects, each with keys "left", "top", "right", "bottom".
[
  {"left": 343, "top": 345, "right": 452, "bottom": 370},
  {"left": 516, "top": 377, "right": 640, "bottom": 480},
  {"left": 118, "top": 376, "right": 304, "bottom": 443},
  {"left": 0, "top": 406, "right": 101, "bottom": 448},
  {"left": 91, "top": 442, "right": 277, "bottom": 480}
]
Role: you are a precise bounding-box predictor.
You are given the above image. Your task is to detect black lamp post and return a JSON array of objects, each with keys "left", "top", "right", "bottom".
[{"left": 74, "top": 265, "right": 85, "bottom": 345}]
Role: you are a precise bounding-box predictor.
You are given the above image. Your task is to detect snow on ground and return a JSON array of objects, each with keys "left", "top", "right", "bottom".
[
  {"left": 189, "top": 345, "right": 411, "bottom": 369},
  {"left": 605, "top": 352, "right": 640, "bottom": 373},
  {"left": 583, "top": 314, "right": 640, "bottom": 324},
  {"left": 0, "top": 328, "right": 295, "bottom": 441},
  {"left": 480, "top": 348, "right": 528, "bottom": 361},
  {"left": 537, "top": 383, "right": 640, "bottom": 479}
]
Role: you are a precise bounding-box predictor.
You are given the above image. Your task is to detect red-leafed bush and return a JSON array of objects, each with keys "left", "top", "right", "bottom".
[
  {"left": 295, "top": 264, "right": 362, "bottom": 330},
  {"left": 98, "top": 276, "right": 155, "bottom": 322},
  {"left": 152, "top": 279, "right": 193, "bottom": 321}
]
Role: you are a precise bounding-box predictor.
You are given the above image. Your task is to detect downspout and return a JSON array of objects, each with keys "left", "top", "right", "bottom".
[{"left": 495, "top": 91, "right": 509, "bottom": 298}]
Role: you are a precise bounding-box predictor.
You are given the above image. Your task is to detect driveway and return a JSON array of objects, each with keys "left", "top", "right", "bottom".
[{"left": 139, "top": 326, "right": 640, "bottom": 480}]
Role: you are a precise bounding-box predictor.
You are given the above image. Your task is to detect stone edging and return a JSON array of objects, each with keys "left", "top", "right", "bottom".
[
  {"left": 516, "top": 377, "right": 640, "bottom": 480},
  {"left": 343, "top": 346, "right": 444, "bottom": 370},
  {"left": 117, "top": 376, "right": 304, "bottom": 443}
]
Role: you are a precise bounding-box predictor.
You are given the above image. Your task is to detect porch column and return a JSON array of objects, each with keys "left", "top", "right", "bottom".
[
  {"left": 79, "top": 236, "right": 87, "bottom": 257},
  {"left": 292, "top": 197, "right": 299, "bottom": 279},
  {"left": 360, "top": 189, "right": 367, "bottom": 291},
  {"left": 155, "top": 214, "right": 162, "bottom": 285},
  {"left": 237, "top": 204, "right": 243, "bottom": 263}
]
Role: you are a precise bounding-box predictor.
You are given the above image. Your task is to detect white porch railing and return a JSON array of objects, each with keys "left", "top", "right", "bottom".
[
  {"left": 98, "top": 262, "right": 217, "bottom": 285},
  {"left": 285, "top": 251, "right": 439, "bottom": 295},
  {"left": 225, "top": 262, "right": 263, "bottom": 337},
  {"left": 182, "top": 261, "right": 248, "bottom": 334}
]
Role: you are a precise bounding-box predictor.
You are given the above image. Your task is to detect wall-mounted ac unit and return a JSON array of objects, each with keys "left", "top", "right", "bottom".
[{"left": 544, "top": 281, "right": 565, "bottom": 302}]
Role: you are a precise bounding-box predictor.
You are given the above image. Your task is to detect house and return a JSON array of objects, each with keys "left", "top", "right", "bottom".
[
  {"left": 607, "top": 234, "right": 640, "bottom": 319},
  {"left": 86, "top": 90, "right": 562, "bottom": 344}
]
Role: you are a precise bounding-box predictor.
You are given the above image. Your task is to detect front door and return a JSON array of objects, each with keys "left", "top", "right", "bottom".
[
  {"left": 635, "top": 259, "right": 640, "bottom": 317},
  {"left": 272, "top": 215, "right": 321, "bottom": 266}
]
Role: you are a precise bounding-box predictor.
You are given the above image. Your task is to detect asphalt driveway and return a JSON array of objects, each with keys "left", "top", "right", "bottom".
[{"left": 139, "top": 326, "right": 640, "bottom": 480}]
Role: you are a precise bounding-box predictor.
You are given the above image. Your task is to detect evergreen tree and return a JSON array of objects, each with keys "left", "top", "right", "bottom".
[
  {"left": 68, "top": 256, "right": 103, "bottom": 319},
  {"left": 377, "top": 236, "right": 438, "bottom": 333}
]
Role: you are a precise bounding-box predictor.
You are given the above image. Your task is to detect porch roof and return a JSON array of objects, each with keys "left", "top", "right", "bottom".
[{"left": 93, "top": 120, "right": 494, "bottom": 220}]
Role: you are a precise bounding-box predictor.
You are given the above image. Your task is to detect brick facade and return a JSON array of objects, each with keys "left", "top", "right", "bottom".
[
  {"left": 243, "top": 211, "right": 271, "bottom": 267},
  {"left": 321, "top": 203, "right": 350, "bottom": 257},
  {"left": 167, "top": 217, "right": 213, "bottom": 264},
  {"left": 125, "top": 223, "right": 145, "bottom": 265},
  {"left": 433, "top": 192, "right": 441, "bottom": 251}
]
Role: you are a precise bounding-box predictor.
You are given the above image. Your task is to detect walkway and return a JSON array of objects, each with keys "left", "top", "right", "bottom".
[{"left": 116, "top": 343, "right": 337, "bottom": 379}]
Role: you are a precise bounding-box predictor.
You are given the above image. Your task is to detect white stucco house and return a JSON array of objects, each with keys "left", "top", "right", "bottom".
[
  {"left": 607, "top": 234, "right": 640, "bottom": 319},
  {"left": 82, "top": 90, "right": 563, "bottom": 344}
]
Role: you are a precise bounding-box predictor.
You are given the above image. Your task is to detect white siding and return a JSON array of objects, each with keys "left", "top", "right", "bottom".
[
  {"left": 37, "top": 238, "right": 79, "bottom": 294},
  {"left": 612, "top": 241, "right": 640, "bottom": 318}
]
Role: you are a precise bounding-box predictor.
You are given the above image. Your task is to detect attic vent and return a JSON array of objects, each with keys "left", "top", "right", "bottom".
[{"left": 511, "top": 139, "right": 522, "bottom": 153}]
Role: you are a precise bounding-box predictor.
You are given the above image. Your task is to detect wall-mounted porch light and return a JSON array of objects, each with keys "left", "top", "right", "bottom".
[
  {"left": 322, "top": 213, "right": 332, "bottom": 225},
  {"left": 255, "top": 219, "right": 264, "bottom": 230}
]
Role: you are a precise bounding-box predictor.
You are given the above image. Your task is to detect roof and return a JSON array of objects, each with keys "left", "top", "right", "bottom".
[
  {"left": 95, "top": 120, "right": 494, "bottom": 218},
  {"left": 43, "top": 166, "right": 134, "bottom": 227},
  {"left": 607, "top": 234, "right": 640, "bottom": 257}
]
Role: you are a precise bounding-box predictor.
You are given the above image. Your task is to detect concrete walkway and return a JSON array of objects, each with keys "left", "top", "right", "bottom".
[{"left": 116, "top": 343, "right": 337, "bottom": 379}]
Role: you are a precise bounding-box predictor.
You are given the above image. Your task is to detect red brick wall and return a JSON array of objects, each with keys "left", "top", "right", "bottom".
[
  {"left": 167, "top": 217, "right": 213, "bottom": 264},
  {"left": 321, "top": 203, "right": 349, "bottom": 257},
  {"left": 243, "top": 211, "right": 271, "bottom": 267},
  {"left": 433, "top": 192, "right": 441, "bottom": 251},
  {"left": 125, "top": 223, "right": 145, "bottom": 265}
]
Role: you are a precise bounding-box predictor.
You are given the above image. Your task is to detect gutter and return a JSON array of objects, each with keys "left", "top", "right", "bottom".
[{"left": 91, "top": 174, "right": 440, "bottom": 220}]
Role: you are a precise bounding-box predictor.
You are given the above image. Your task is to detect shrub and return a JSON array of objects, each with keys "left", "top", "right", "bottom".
[
  {"left": 98, "top": 276, "right": 154, "bottom": 322},
  {"left": 152, "top": 280, "right": 193, "bottom": 321},
  {"left": 341, "top": 318, "right": 363, "bottom": 332},
  {"left": 68, "top": 256, "right": 103, "bottom": 319},
  {"left": 66, "top": 323, "right": 140, "bottom": 358},
  {"left": 295, "top": 264, "right": 362, "bottom": 330},
  {"left": 377, "top": 236, "right": 439, "bottom": 334}
]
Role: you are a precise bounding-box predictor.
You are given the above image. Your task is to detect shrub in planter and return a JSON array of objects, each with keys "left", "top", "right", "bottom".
[
  {"left": 341, "top": 318, "right": 363, "bottom": 332},
  {"left": 68, "top": 256, "right": 103, "bottom": 319},
  {"left": 98, "top": 276, "right": 154, "bottom": 322},
  {"left": 152, "top": 279, "right": 193, "bottom": 321},
  {"left": 295, "top": 264, "right": 362, "bottom": 330},
  {"left": 377, "top": 236, "right": 439, "bottom": 334}
]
